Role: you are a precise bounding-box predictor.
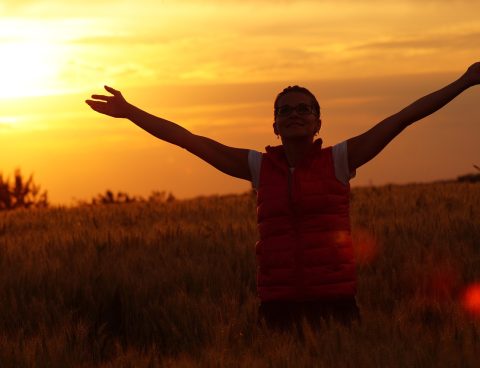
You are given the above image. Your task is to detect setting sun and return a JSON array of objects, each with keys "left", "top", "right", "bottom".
[{"left": 0, "top": 40, "right": 62, "bottom": 98}]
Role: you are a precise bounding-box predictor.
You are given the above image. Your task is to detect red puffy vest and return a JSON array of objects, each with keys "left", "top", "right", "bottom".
[{"left": 256, "top": 140, "right": 357, "bottom": 302}]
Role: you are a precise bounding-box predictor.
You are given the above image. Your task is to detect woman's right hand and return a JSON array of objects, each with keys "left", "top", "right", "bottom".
[{"left": 85, "top": 85, "right": 131, "bottom": 118}]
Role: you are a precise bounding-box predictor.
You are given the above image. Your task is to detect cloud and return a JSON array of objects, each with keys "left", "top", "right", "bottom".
[
  {"left": 0, "top": 122, "right": 12, "bottom": 130},
  {"left": 70, "top": 34, "right": 172, "bottom": 46},
  {"left": 351, "top": 31, "right": 480, "bottom": 52},
  {"left": 1, "top": 0, "right": 120, "bottom": 18},
  {"left": 1, "top": 0, "right": 113, "bottom": 8}
]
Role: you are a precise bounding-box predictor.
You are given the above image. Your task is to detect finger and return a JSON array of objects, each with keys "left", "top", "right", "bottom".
[
  {"left": 104, "top": 85, "right": 121, "bottom": 96},
  {"left": 85, "top": 100, "right": 108, "bottom": 112},
  {"left": 90, "top": 94, "right": 112, "bottom": 102}
]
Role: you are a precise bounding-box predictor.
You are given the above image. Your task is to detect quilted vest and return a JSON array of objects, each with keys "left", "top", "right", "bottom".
[{"left": 256, "top": 139, "right": 357, "bottom": 302}]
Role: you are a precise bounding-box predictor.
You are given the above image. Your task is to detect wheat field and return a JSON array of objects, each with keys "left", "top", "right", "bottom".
[{"left": 0, "top": 182, "right": 479, "bottom": 367}]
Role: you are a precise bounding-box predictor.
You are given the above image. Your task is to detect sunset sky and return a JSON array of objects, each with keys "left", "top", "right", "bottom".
[{"left": 1, "top": 0, "right": 479, "bottom": 204}]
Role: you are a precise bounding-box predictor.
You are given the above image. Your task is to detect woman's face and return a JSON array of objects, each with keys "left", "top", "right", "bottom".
[{"left": 273, "top": 92, "right": 321, "bottom": 140}]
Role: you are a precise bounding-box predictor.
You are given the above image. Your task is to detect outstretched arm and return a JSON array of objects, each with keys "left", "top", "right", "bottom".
[
  {"left": 85, "top": 86, "right": 251, "bottom": 180},
  {"left": 347, "top": 62, "right": 480, "bottom": 171}
]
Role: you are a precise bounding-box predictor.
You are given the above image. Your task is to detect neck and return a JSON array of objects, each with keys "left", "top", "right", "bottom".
[{"left": 280, "top": 136, "right": 315, "bottom": 167}]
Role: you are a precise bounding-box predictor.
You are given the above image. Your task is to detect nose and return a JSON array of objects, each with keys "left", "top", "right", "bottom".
[{"left": 289, "top": 108, "right": 300, "bottom": 118}]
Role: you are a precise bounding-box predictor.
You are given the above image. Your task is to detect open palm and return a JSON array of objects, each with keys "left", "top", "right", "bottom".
[{"left": 85, "top": 86, "right": 129, "bottom": 118}]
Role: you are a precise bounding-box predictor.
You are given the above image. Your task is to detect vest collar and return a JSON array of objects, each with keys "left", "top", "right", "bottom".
[{"left": 264, "top": 138, "right": 323, "bottom": 170}]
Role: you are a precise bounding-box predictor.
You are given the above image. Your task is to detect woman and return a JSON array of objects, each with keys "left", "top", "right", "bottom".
[{"left": 86, "top": 62, "right": 480, "bottom": 330}]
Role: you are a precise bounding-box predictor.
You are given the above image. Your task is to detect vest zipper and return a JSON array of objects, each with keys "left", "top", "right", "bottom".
[
  {"left": 287, "top": 169, "right": 293, "bottom": 205},
  {"left": 288, "top": 169, "right": 304, "bottom": 299}
]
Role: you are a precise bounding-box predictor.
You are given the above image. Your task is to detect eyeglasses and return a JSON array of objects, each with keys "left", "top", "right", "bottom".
[{"left": 275, "top": 103, "right": 316, "bottom": 117}]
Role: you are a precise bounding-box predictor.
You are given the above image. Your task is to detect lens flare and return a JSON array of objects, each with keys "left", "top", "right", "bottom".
[
  {"left": 352, "top": 228, "right": 379, "bottom": 265},
  {"left": 462, "top": 283, "right": 480, "bottom": 318}
]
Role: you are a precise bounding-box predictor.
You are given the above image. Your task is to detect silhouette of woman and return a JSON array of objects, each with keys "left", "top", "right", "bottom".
[{"left": 86, "top": 62, "right": 480, "bottom": 330}]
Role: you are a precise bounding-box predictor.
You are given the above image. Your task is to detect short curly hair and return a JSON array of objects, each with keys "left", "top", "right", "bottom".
[{"left": 274, "top": 85, "right": 321, "bottom": 118}]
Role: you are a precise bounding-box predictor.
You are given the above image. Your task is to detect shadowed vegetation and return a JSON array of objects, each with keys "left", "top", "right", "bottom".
[
  {"left": 457, "top": 165, "right": 480, "bottom": 183},
  {"left": 0, "top": 183, "right": 479, "bottom": 367},
  {"left": 81, "top": 190, "right": 176, "bottom": 206},
  {"left": 0, "top": 169, "right": 48, "bottom": 211}
]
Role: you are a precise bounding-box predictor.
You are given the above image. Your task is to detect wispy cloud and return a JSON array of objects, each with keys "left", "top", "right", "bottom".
[
  {"left": 352, "top": 31, "right": 480, "bottom": 52},
  {"left": 0, "top": 117, "right": 19, "bottom": 129},
  {"left": 70, "top": 35, "right": 170, "bottom": 46},
  {"left": 1, "top": 0, "right": 115, "bottom": 14},
  {"left": 3, "top": 0, "right": 479, "bottom": 96}
]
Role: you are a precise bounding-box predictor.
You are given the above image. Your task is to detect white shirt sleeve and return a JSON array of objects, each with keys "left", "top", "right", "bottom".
[
  {"left": 248, "top": 142, "right": 355, "bottom": 190},
  {"left": 332, "top": 140, "right": 356, "bottom": 185},
  {"left": 248, "top": 150, "right": 263, "bottom": 190}
]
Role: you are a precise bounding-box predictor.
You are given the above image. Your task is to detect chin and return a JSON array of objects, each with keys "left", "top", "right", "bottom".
[{"left": 281, "top": 133, "right": 314, "bottom": 140}]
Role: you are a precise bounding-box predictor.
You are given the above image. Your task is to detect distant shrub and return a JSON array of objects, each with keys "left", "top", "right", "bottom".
[
  {"left": 0, "top": 169, "right": 48, "bottom": 210},
  {"left": 147, "top": 190, "right": 176, "bottom": 203},
  {"left": 457, "top": 173, "right": 480, "bottom": 183},
  {"left": 457, "top": 164, "right": 480, "bottom": 183},
  {"left": 79, "top": 189, "right": 176, "bottom": 206},
  {"left": 92, "top": 190, "right": 139, "bottom": 205}
]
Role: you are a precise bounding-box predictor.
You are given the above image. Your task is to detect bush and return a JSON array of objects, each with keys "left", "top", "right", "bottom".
[
  {"left": 78, "top": 190, "right": 176, "bottom": 206},
  {"left": 0, "top": 169, "right": 48, "bottom": 210},
  {"left": 457, "top": 164, "right": 480, "bottom": 183}
]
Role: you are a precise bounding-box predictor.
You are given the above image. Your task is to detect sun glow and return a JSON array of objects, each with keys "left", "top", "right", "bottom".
[{"left": 0, "top": 40, "right": 63, "bottom": 99}]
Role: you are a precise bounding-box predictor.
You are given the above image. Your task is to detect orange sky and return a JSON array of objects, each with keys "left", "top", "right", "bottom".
[{"left": 1, "top": 0, "right": 479, "bottom": 204}]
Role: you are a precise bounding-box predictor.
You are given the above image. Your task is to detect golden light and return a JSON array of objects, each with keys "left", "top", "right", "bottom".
[
  {"left": 462, "top": 283, "right": 480, "bottom": 318},
  {"left": 0, "top": 40, "right": 61, "bottom": 99},
  {"left": 0, "top": 116, "right": 21, "bottom": 127}
]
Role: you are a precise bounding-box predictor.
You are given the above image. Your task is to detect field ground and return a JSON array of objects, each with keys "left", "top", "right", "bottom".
[{"left": 0, "top": 182, "right": 479, "bottom": 367}]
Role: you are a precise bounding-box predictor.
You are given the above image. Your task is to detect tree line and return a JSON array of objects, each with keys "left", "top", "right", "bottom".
[
  {"left": 0, "top": 169, "right": 175, "bottom": 211},
  {"left": 1, "top": 166, "right": 478, "bottom": 211}
]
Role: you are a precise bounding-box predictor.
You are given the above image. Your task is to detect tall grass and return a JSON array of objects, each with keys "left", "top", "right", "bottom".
[{"left": 0, "top": 183, "right": 479, "bottom": 367}]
